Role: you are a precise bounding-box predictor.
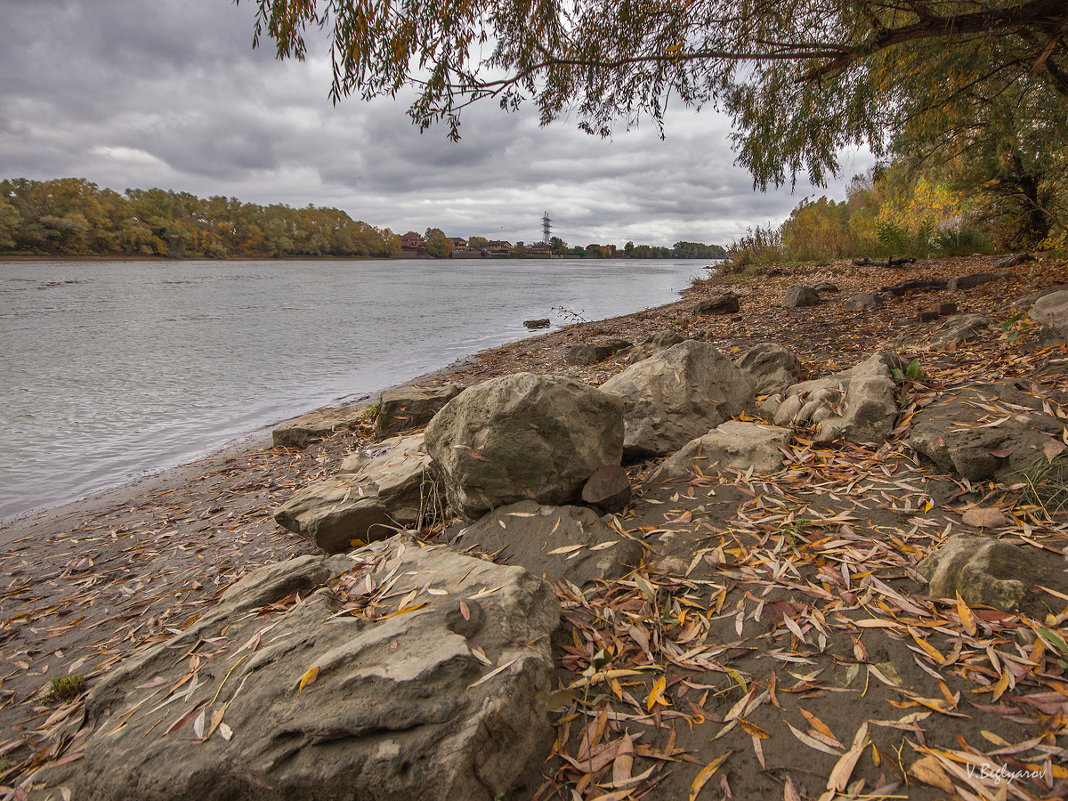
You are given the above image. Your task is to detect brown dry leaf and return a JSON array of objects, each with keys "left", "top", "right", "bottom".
[
  {"left": 611, "top": 733, "right": 634, "bottom": 787},
  {"left": 961, "top": 507, "right": 1008, "bottom": 528},
  {"left": 909, "top": 756, "right": 955, "bottom": 792},
  {"left": 164, "top": 701, "right": 207, "bottom": 736},
  {"left": 787, "top": 723, "right": 843, "bottom": 756},
  {"left": 1043, "top": 438, "right": 1066, "bottom": 462},
  {"left": 824, "top": 721, "right": 868, "bottom": 794},
  {"left": 798, "top": 708, "right": 841, "bottom": 746}
]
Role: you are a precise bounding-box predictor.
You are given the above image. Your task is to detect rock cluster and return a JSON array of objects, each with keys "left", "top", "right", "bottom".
[{"left": 51, "top": 272, "right": 1068, "bottom": 799}]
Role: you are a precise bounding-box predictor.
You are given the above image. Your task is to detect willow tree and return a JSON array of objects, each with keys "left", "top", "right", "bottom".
[{"left": 244, "top": 0, "right": 1067, "bottom": 188}]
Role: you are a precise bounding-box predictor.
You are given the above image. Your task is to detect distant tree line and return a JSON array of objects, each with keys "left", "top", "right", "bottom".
[{"left": 0, "top": 178, "right": 400, "bottom": 259}]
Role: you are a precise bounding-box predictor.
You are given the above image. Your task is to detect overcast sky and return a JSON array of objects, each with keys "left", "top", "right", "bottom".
[{"left": 0, "top": 0, "right": 874, "bottom": 247}]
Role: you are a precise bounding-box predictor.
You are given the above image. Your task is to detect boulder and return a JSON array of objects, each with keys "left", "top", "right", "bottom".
[
  {"left": 581, "top": 464, "right": 632, "bottom": 513},
  {"left": 342, "top": 433, "right": 439, "bottom": 520},
  {"left": 373, "top": 383, "right": 463, "bottom": 438},
  {"left": 33, "top": 537, "right": 559, "bottom": 801},
  {"left": 694, "top": 293, "right": 740, "bottom": 315},
  {"left": 275, "top": 483, "right": 394, "bottom": 553},
  {"left": 782, "top": 285, "right": 821, "bottom": 308},
  {"left": 946, "top": 271, "right": 1010, "bottom": 291},
  {"left": 277, "top": 434, "right": 440, "bottom": 552},
  {"left": 908, "top": 382, "right": 1068, "bottom": 481},
  {"left": 523, "top": 318, "right": 550, "bottom": 329},
  {"left": 455, "top": 501, "right": 642, "bottom": 587},
  {"left": 844, "top": 292, "right": 881, "bottom": 311},
  {"left": 1013, "top": 284, "right": 1068, "bottom": 308},
  {"left": 918, "top": 534, "right": 1040, "bottom": 610},
  {"left": 931, "top": 313, "right": 993, "bottom": 346},
  {"left": 1028, "top": 289, "right": 1068, "bottom": 341},
  {"left": 814, "top": 282, "right": 839, "bottom": 293},
  {"left": 565, "top": 339, "right": 632, "bottom": 365},
  {"left": 600, "top": 341, "right": 755, "bottom": 459},
  {"left": 425, "top": 373, "right": 624, "bottom": 521},
  {"left": 661, "top": 421, "right": 791, "bottom": 478},
  {"left": 273, "top": 405, "right": 368, "bottom": 449},
  {"left": 735, "top": 342, "right": 803, "bottom": 395},
  {"left": 621, "top": 330, "right": 686, "bottom": 364},
  {"left": 762, "top": 352, "right": 901, "bottom": 443}
]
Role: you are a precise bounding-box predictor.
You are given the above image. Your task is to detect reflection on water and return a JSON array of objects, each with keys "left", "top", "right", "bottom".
[{"left": 0, "top": 258, "right": 710, "bottom": 519}]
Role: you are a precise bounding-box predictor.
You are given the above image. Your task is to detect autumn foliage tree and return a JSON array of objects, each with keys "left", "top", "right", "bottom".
[{"left": 246, "top": 0, "right": 1067, "bottom": 191}]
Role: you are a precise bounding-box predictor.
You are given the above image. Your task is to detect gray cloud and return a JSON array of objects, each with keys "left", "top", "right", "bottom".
[{"left": 0, "top": 0, "right": 873, "bottom": 246}]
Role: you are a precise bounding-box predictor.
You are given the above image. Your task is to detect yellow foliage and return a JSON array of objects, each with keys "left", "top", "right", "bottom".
[{"left": 874, "top": 177, "right": 963, "bottom": 238}]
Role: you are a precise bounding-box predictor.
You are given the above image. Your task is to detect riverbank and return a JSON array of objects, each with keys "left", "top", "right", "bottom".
[{"left": 2, "top": 254, "right": 1067, "bottom": 799}]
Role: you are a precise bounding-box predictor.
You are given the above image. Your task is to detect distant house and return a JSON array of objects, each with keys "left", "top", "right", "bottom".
[
  {"left": 449, "top": 237, "right": 468, "bottom": 252},
  {"left": 487, "top": 240, "right": 512, "bottom": 255},
  {"left": 400, "top": 231, "right": 423, "bottom": 251}
]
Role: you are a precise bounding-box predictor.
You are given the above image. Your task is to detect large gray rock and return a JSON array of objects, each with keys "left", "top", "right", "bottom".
[
  {"left": 661, "top": 421, "right": 791, "bottom": 478},
  {"left": 1013, "top": 284, "right": 1068, "bottom": 308},
  {"left": 735, "top": 342, "right": 803, "bottom": 395},
  {"left": 273, "top": 405, "right": 368, "bottom": 449},
  {"left": 565, "top": 339, "right": 632, "bottom": 365},
  {"left": 425, "top": 373, "right": 624, "bottom": 521},
  {"left": 762, "top": 352, "right": 901, "bottom": 443},
  {"left": 918, "top": 534, "right": 1040, "bottom": 610},
  {"left": 844, "top": 292, "right": 882, "bottom": 312},
  {"left": 600, "top": 340, "right": 756, "bottom": 459},
  {"left": 694, "top": 293, "right": 739, "bottom": 315},
  {"left": 277, "top": 434, "right": 441, "bottom": 552},
  {"left": 1029, "top": 289, "right": 1068, "bottom": 341},
  {"left": 908, "top": 382, "right": 1068, "bottom": 481},
  {"left": 342, "top": 433, "right": 440, "bottom": 521},
  {"left": 782, "top": 285, "right": 820, "bottom": 308},
  {"left": 456, "top": 501, "right": 642, "bottom": 588},
  {"left": 33, "top": 537, "right": 559, "bottom": 801},
  {"left": 373, "top": 383, "right": 463, "bottom": 438}
]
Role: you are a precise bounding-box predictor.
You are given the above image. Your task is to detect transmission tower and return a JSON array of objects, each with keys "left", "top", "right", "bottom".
[{"left": 542, "top": 211, "right": 552, "bottom": 244}]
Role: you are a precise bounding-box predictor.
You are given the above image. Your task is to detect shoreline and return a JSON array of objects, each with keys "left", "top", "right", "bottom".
[{"left": 3, "top": 252, "right": 1067, "bottom": 795}]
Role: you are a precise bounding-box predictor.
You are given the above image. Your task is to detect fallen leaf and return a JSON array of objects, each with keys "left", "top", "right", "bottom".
[
  {"left": 909, "top": 756, "right": 954, "bottom": 792},
  {"left": 298, "top": 666, "right": 320, "bottom": 693},
  {"left": 689, "top": 752, "right": 731, "bottom": 801}
]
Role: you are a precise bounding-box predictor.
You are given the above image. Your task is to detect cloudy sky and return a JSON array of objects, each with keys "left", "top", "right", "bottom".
[{"left": 0, "top": 0, "right": 873, "bottom": 247}]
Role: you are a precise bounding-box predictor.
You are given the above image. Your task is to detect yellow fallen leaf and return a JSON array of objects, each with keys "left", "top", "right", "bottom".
[
  {"left": 647, "top": 674, "right": 668, "bottom": 711},
  {"left": 298, "top": 666, "right": 319, "bottom": 693},
  {"left": 738, "top": 719, "right": 770, "bottom": 739},
  {"left": 956, "top": 592, "right": 976, "bottom": 637},
  {"left": 377, "top": 602, "right": 429, "bottom": 620},
  {"left": 689, "top": 752, "right": 731, "bottom": 800}
]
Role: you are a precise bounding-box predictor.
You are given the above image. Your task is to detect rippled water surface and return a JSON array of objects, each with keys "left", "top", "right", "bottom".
[{"left": 0, "top": 258, "right": 710, "bottom": 519}]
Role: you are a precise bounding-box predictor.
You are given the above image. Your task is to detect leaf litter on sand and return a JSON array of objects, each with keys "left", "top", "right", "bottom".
[{"left": 3, "top": 255, "right": 1068, "bottom": 799}]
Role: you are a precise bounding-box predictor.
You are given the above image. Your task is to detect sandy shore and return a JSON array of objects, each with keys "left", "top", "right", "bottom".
[{"left": 2, "top": 253, "right": 1067, "bottom": 797}]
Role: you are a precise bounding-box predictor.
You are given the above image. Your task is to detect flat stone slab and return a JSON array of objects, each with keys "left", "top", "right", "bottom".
[
  {"left": 32, "top": 537, "right": 560, "bottom": 801},
  {"left": 272, "top": 405, "right": 368, "bottom": 448}
]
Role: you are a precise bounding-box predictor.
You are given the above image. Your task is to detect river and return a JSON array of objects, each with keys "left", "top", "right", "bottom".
[{"left": 0, "top": 257, "right": 711, "bottom": 520}]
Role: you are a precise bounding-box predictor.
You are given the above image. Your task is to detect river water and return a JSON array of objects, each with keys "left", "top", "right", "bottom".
[{"left": 0, "top": 258, "right": 709, "bottom": 520}]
